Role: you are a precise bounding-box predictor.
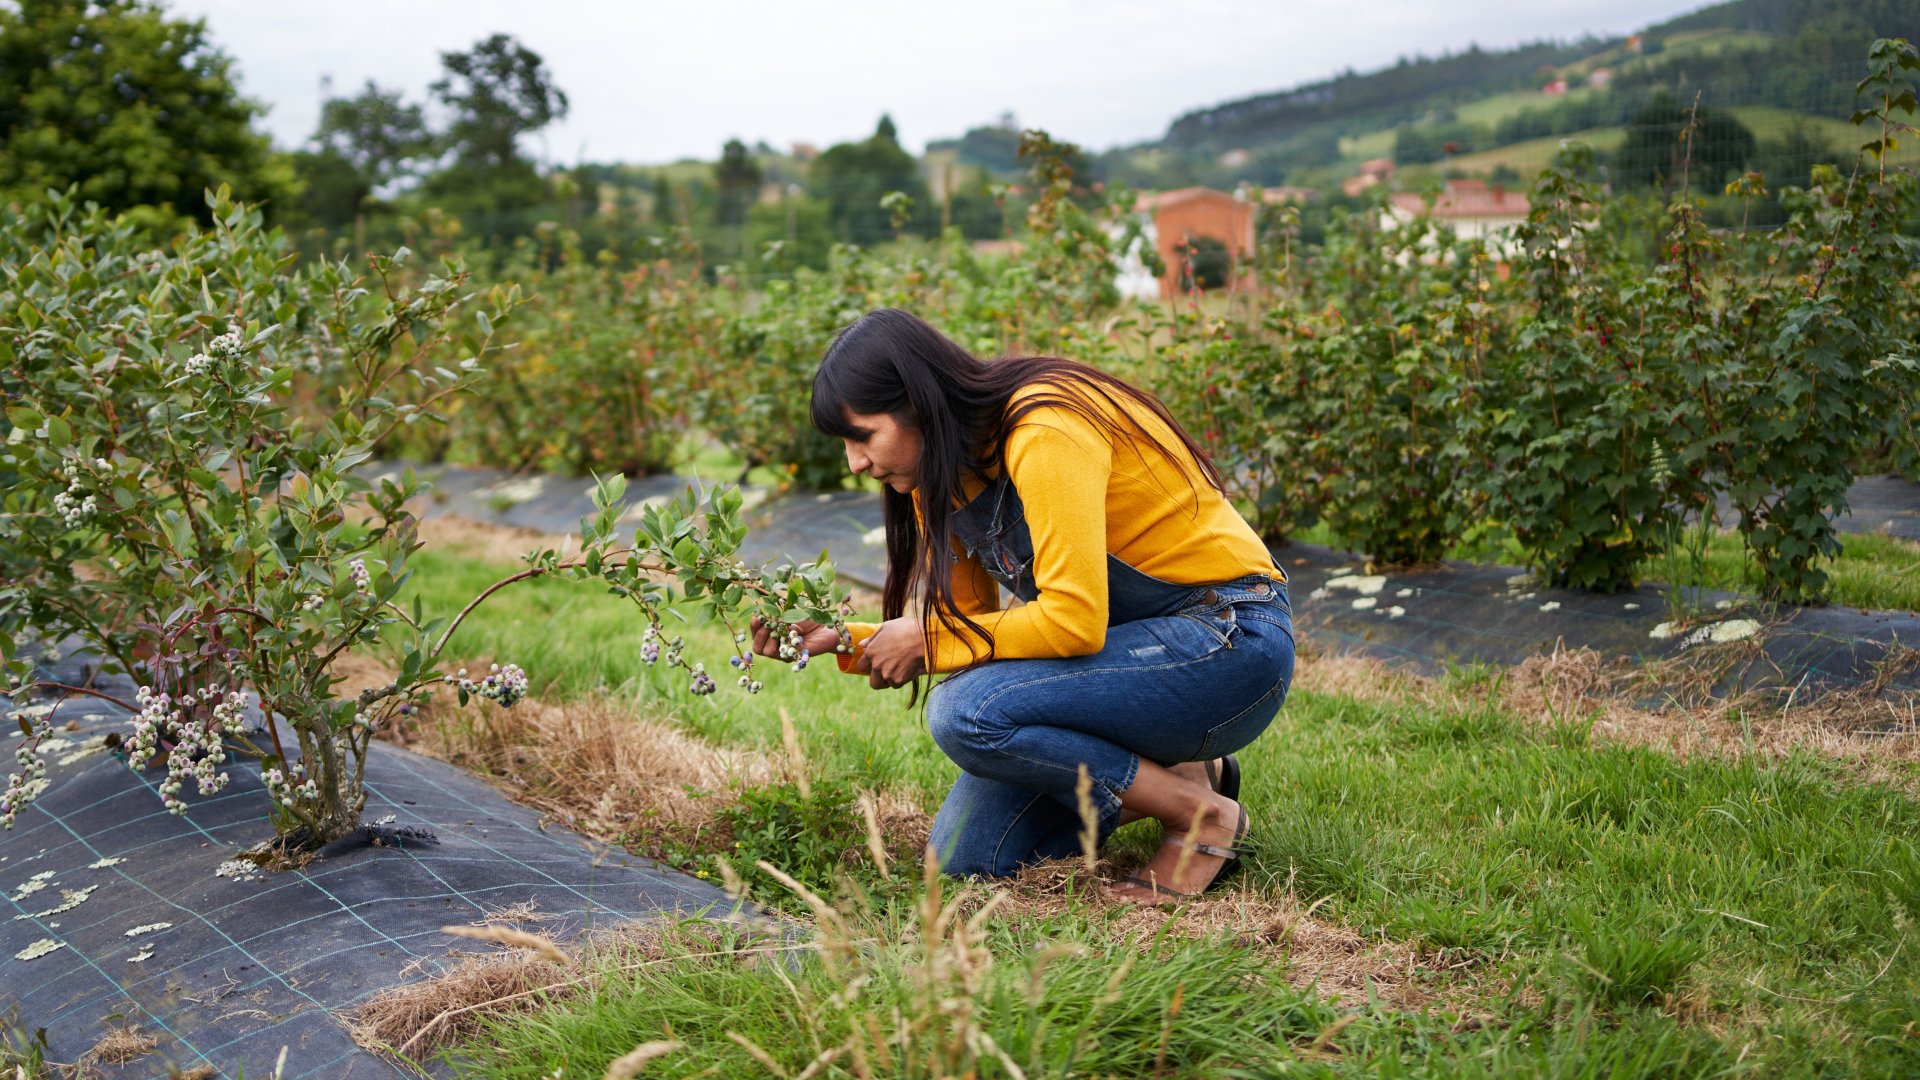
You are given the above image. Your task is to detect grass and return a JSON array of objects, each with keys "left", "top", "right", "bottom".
[
  {"left": 374, "top": 530, "right": 1920, "bottom": 1078},
  {"left": 1289, "top": 518, "right": 1920, "bottom": 613},
  {"left": 1434, "top": 126, "right": 1628, "bottom": 178}
]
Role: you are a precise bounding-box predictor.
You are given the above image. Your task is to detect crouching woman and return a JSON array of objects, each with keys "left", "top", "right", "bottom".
[{"left": 750, "top": 309, "right": 1294, "bottom": 904}]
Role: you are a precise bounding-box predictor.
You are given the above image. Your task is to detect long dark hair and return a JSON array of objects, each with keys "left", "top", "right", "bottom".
[{"left": 810, "top": 309, "right": 1223, "bottom": 673}]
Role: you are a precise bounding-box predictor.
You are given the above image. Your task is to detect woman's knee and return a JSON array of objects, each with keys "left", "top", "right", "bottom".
[{"left": 925, "top": 676, "right": 1000, "bottom": 766}]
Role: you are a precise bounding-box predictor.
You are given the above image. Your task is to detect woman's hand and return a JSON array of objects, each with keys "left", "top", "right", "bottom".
[
  {"left": 861, "top": 617, "right": 927, "bottom": 690},
  {"left": 749, "top": 616, "right": 841, "bottom": 663}
]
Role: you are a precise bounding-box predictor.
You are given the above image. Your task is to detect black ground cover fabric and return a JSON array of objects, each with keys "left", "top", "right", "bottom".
[
  {"left": 1275, "top": 543, "right": 1920, "bottom": 717},
  {"left": 3, "top": 653, "right": 737, "bottom": 1078}
]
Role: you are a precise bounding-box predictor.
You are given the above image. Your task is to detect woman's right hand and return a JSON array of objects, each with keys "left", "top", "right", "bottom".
[{"left": 749, "top": 615, "right": 843, "bottom": 663}]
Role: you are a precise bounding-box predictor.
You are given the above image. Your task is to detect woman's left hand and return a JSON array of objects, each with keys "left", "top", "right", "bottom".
[{"left": 861, "top": 617, "right": 927, "bottom": 689}]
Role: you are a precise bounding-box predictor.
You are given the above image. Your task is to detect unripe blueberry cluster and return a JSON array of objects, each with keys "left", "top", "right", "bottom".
[
  {"left": 208, "top": 330, "right": 244, "bottom": 361},
  {"left": 689, "top": 664, "right": 717, "bottom": 695},
  {"left": 52, "top": 477, "right": 96, "bottom": 527},
  {"left": 210, "top": 687, "right": 251, "bottom": 735},
  {"left": 263, "top": 765, "right": 318, "bottom": 809},
  {"left": 641, "top": 624, "right": 662, "bottom": 664},
  {"left": 777, "top": 628, "right": 811, "bottom": 670},
  {"left": 182, "top": 328, "right": 244, "bottom": 377},
  {"left": 127, "top": 685, "right": 176, "bottom": 771},
  {"left": 457, "top": 663, "right": 528, "bottom": 707},
  {"left": 2, "top": 726, "right": 50, "bottom": 830},
  {"left": 348, "top": 557, "right": 372, "bottom": 593}
]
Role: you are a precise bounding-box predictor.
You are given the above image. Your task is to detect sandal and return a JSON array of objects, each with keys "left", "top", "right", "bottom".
[
  {"left": 1115, "top": 803, "right": 1250, "bottom": 905},
  {"left": 1204, "top": 754, "right": 1240, "bottom": 803}
]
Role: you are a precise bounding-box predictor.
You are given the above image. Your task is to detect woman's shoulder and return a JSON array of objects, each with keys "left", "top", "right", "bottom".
[{"left": 1005, "top": 372, "right": 1124, "bottom": 423}]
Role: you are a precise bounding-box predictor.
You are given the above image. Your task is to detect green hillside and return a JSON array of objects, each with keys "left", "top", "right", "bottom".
[{"left": 1095, "top": 0, "right": 1920, "bottom": 192}]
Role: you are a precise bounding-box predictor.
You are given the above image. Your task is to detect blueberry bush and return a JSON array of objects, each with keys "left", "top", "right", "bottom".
[{"left": 0, "top": 189, "right": 848, "bottom": 851}]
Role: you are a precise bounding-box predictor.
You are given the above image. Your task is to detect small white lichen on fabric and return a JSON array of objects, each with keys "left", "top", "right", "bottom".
[
  {"left": 56, "top": 737, "right": 110, "bottom": 766},
  {"left": 125, "top": 922, "right": 172, "bottom": 938},
  {"left": 1351, "top": 597, "right": 1378, "bottom": 611},
  {"left": 1326, "top": 575, "right": 1387, "bottom": 596},
  {"left": 1650, "top": 622, "right": 1678, "bottom": 640},
  {"left": 1623, "top": 603, "right": 1641, "bottom": 611},
  {"left": 9, "top": 870, "right": 56, "bottom": 901},
  {"left": 87, "top": 856, "right": 124, "bottom": 869},
  {"left": 861, "top": 525, "right": 887, "bottom": 547},
  {"left": 1705, "top": 619, "right": 1762, "bottom": 643},
  {"left": 1540, "top": 601, "right": 1562, "bottom": 612},
  {"left": 1396, "top": 588, "right": 1414, "bottom": 598},
  {"left": 128, "top": 948, "right": 154, "bottom": 962},
  {"left": 1388, "top": 606, "right": 1407, "bottom": 619},
  {"left": 215, "top": 859, "right": 263, "bottom": 882},
  {"left": 14, "top": 884, "right": 98, "bottom": 920},
  {"left": 375, "top": 814, "right": 398, "bottom": 826},
  {"left": 485, "top": 476, "right": 547, "bottom": 502},
  {"left": 14, "top": 938, "right": 64, "bottom": 961}
]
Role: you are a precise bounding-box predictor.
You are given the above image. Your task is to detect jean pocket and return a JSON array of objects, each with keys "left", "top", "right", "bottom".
[
  {"left": 1141, "top": 605, "right": 1238, "bottom": 659},
  {"left": 1195, "top": 678, "right": 1287, "bottom": 760}
]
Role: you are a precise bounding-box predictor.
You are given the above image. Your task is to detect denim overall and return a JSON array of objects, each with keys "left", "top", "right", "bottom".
[{"left": 924, "top": 474, "right": 1296, "bottom": 878}]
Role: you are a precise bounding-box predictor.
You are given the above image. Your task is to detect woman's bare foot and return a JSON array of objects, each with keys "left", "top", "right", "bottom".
[
  {"left": 1116, "top": 759, "right": 1224, "bottom": 826},
  {"left": 1107, "top": 790, "right": 1247, "bottom": 904}
]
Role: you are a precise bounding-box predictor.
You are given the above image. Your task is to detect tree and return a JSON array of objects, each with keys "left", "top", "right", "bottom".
[
  {"left": 292, "top": 81, "right": 432, "bottom": 227},
  {"left": 1758, "top": 122, "right": 1842, "bottom": 188},
  {"left": 423, "top": 33, "right": 569, "bottom": 219},
  {"left": 430, "top": 33, "right": 569, "bottom": 173},
  {"left": 808, "top": 116, "right": 930, "bottom": 244},
  {"left": 1613, "top": 94, "right": 1758, "bottom": 193},
  {"left": 714, "top": 138, "right": 763, "bottom": 230},
  {"left": 0, "top": 0, "right": 291, "bottom": 223},
  {"left": 317, "top": 82, "right": 432, "bottom": 198}
]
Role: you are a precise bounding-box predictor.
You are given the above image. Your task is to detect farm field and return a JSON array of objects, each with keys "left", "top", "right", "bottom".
[
  {"left": 368, "top": 521, "right": 1920, "bottom": 1078},
  {"left": 6, "top": 19, "right": 1919, "bottom": 1077}
]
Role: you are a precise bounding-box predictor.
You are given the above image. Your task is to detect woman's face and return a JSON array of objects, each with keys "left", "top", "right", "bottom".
[{"left": 840, "top": 409, "right": 922, "bottom": 494}]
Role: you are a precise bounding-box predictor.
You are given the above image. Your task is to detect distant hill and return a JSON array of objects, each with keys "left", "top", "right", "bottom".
[{"left": 1088, "top": 0, "right": 1920, "bottom": 191}]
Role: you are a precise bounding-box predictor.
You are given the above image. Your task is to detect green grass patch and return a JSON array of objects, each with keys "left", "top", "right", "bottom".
[
  {"left": 1438, "top": 126, "right": 1628, "bottom": 177},
  {"left": 396, "top": 539, "right": 1920, "bottom": 1077}
]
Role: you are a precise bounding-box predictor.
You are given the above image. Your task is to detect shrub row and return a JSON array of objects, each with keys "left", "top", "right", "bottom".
[{"left": 313, "top": 43, "right": 1919, "bottom": 604}]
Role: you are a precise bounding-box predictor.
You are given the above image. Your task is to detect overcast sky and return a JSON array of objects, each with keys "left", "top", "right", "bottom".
[{"left": 169, "top": 0, "right": 1710, "bottom": 164}]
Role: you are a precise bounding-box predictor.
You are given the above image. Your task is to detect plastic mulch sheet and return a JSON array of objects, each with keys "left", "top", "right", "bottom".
[
  {"left": 1276, "top": 542, "right": 1920, "bottom": 714},
  {"left": 3, "top": 654, "right": 737, "bottom": 1078}
]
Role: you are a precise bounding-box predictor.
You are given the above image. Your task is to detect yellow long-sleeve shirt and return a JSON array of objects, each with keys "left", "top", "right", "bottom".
[{"left": 840, "top": 380, "right": 1283, "bottom": 675}]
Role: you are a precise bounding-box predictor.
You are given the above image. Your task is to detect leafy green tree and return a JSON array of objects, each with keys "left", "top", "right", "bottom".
[
  {"left": 1757, "top": 123, "right": 1841, "bottom": 189},
  {"left": 714, "top": 138, "right": 763, "bottom": 230},
  {"left": 422, "top": 33, "right": 568, "bottom": 217},
  {"left": 0, "top": 0, "right": 290, "bottom": 223},
  {"left": 808, "top": 116, "right": 930, "bottom": 245},
  {"left": 1613, "top": 94, "right": 1757, "bottom": 193},
  {"left": 431, "top": 33, "right": 569, "bottom": 172},
  {"left": 292, "top": 81, "right": 432, "bottom": 227}
]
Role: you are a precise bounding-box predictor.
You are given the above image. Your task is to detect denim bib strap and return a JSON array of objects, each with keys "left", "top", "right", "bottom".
[{"left": 949, "top": 474, "right": 1276, "bottom": 627}]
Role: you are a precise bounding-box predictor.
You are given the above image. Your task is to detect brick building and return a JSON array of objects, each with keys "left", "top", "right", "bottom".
[{"left": 1123, "top": 187, "right": 1259, "bottom": 299}]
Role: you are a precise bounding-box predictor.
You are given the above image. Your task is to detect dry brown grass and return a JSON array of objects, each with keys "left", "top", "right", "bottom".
[
  {"left": 1294, "top": 641, "right": 1920, "bottom": 793},
  {"left": 78, "top": 1022, "right": 157, "bottom": 1068},
  {"left": 990, "top": 858, "right": 1472, "bottom": 1012},
  {"left": 353, "top": 950, "right": 570, "bottom": 1057},
  {"left": 352, "top": 920, "right": 766, "bottom": 1059}
]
